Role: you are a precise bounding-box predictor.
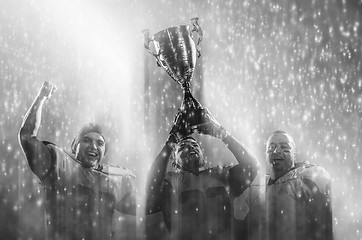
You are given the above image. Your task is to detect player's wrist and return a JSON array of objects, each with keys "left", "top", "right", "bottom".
[
  {"left": 166, "top": 133, "right": 179, "bottom": 148},
  {"left": 37, "top": 91, "right": 49, "bottom": 100},
  {"left": 219, "top": 127, "right": 229, "bottom": 141}
]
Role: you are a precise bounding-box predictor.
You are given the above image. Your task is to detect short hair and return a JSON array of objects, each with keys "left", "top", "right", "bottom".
[
  {"left": 272, "top": 130, "right": 287, "bottom": 135},
  {"left": 71, "top": 123, "right": 107, "bottom": 154},
  {"left": 268, "top": 130, "right": 295, "bottom": 147},
  {"left": 171, "top": 136, "right": 205, "bottom": 169},
  {"left": 267, "top": 130, "right": 296, "bottom": 160}
]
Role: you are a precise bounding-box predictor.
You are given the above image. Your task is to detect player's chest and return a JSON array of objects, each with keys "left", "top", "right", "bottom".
[
  {"left": 171, "top": 174, "right": 230, "bottom": 207},
  {"left": 51, "top": 166, "right": 117, "bottom": 208}
]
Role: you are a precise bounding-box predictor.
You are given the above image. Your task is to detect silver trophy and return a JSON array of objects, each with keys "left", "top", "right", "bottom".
[{"left": 143, "top": 18, "right": 217, "bottom": 129}]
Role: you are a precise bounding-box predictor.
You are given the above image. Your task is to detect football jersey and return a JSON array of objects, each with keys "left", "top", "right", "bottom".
[
  {"left": 234, "top": 163, "right": 332, "bottom": 240},
  {"left": 162, "top": 165, "right": 238, "bottom": 240},
  {"left": 41, "top": 143, "right": 135, "bottom": 240}
]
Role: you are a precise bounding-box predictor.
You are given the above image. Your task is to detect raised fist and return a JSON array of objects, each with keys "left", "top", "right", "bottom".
[{"left": 39, "top": 81, "right": 56, "bottom": 99}]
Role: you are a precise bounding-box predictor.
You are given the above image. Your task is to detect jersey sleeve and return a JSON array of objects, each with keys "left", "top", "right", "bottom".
[
  {"left": 41, "top": 143, "right": 78, "bottom": 186},
  {"left": 36, "top": 141, "right": 57, "bottom": 183},
  {"left": 298, "top": 164, "right": 331, "bottom": 195},
  {"left": 298, "top": 165, "right": 333, "bottom": 239},
  {"left": 227, "top": 164, "right": 253, "bottom": 197},
  {"left": 233, "top": 187, "right": 251, "bottom": 220},
  {"left": 104, "top": 165, "right": 136, "bottom": 204}
]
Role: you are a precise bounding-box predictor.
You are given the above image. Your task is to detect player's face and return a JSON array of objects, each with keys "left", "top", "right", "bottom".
[
  {"left": 176, "top": 138, "right": 204, "bottom": 175},
  {"left": 266, "top": 132, "right": 295, "bottom": 180},
  {"left": 75, "top": 132, "right": 106, "bottom": 168}
]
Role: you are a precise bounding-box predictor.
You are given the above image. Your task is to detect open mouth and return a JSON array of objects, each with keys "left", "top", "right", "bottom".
[
  {"left": 184, "top": 152, "right": 199, "bottom": 163},
  {"left": 270, "top": 158, "right": 283, "bottom": 165},
  {"left": 189, "top": 150, "right": 198, "bottom": 155},
  {"left": 86, "top": 151, "right": 98, "bottom": 158},
  {"left": 188, "top": 151, "right": 200, "bottom": 158}
]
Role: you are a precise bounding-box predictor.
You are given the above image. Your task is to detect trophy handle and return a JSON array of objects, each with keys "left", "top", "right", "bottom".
[
  {"left": 141, "top": 29, "right": 163, "bottom": 67},
  {"left": 190, "top": 17, "right": 203, "bottom": 58}
]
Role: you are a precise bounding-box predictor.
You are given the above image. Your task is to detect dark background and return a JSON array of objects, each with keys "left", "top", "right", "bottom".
[{"left": 0, "top": 0, "right": 361, "bottom": 239}]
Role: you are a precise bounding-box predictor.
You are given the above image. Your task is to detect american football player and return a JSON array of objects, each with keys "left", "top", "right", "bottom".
[
  {"left": 18, "top": 81, "right": 136, "bottom": 240},
  {"left": 234, "top": 130, "right": 333, "bottom": 240},
  {"left": 145, "top": 109, "right": 259, "bottom": 240}
]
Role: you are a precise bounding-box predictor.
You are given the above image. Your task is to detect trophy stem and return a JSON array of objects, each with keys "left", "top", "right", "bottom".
[
  {"left": 181, "top": 86, "right": 202, "bottom": 111},
  {"left": 180, "top": 84, "right": 207, "bottom": 128}
]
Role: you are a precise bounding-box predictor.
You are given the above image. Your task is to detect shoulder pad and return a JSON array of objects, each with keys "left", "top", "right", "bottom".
[
  {"left": 42, "top": 140, "right": 56, "bottom": 146},
  {"left": 165, "top": 170, "right": 180, "bottom": 181},
  {"left": 206, "top": 164, "right": 233, "bottom": 174},
  {"left": 297, "top": 164, "right": 331, "bottom": 195},
  {"left": 98, "top": 164, "right": 135, "bottom": 177},
  {"left": 44, "top": 143, "right": 76, "bottom": 159}
]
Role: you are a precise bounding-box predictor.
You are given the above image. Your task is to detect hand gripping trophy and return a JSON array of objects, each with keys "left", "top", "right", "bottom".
[{"left": 142, "top": 17, "right": 222, "bottom": 138}]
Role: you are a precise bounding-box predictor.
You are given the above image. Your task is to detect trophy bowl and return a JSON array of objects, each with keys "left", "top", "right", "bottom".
[
  {"left": 143, "top": 18, "right": 219, "bottom": 129},
  {"left": 142, "top": 18, "right": 202, "bottom": 89}
]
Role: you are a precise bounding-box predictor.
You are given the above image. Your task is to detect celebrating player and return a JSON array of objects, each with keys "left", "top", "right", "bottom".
[
  {"left": 145, "top": 108, "right": 259, "bottom": 240},
  {"left": 18, "top": 81, "right": 136, "bottom": 240},
  {"left": 234, "top": 130, "right": 333, "bottom": 240}
]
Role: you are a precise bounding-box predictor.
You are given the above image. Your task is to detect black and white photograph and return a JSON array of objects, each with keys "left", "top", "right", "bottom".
[{"left": 0, "top": 0, "right": 361, "bottom": 239}]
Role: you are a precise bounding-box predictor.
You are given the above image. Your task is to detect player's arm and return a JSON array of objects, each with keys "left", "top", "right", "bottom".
[
  {"left": 222, "top": 135, "right": 259, "bottom": 195},
  {"left": 191, "top": 109, "right": 259, "bottom": 196},
  {"left": 310, "top": 182, "right": 333, "bottom": 240},
  {"left": 145, "top": 134, "right": 177, "bottom": 214},
  {"left": 18, "top": 81, "right": 56, "bottom": 179},
  {"left": 145, "top": 110, "right": 188, "bottom": 214},
  {"left": 301, "top": 168, "right": 333, "bottom": 239}
]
